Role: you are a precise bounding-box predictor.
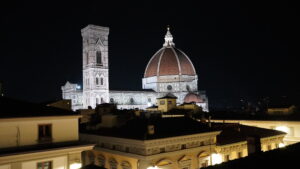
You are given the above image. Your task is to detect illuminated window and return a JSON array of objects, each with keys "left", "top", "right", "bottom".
[
  {"left": 96, "top": 51, "right": 102, "bottom": 65},
  {"left": 37, "top": 161, "right": 52, "bottom": 169},
  {"left": 168, "top": 100, "right": 172, "bottom": 105},
  {"left": 160, "top": 100, "right": 165, "bottom": 105},
  {"left": 38, "top": 124, "right": 52, "bottom": 142}
]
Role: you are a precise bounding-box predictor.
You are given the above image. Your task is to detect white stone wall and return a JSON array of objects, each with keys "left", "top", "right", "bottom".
[
  {"left": 61, "top": 82, "right": 83, "bottom": 111},
  {"left": 82, "top": 25, "right": 110, "bottom": 109},
  {"left": 142, "top": 75, "right": 198, "bottom": 93}
]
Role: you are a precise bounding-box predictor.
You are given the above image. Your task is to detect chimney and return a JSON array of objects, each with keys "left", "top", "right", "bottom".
[{"left": 148, "top": 125, "right": 155, "bottom": 135}]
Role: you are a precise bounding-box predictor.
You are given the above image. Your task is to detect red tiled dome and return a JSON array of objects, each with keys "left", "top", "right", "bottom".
[
  {"left": 144, "top": 47, "right": 196, "bottom": 78},
  {"left": 184, "top": 93, "right": 203, "bottom": 103}
]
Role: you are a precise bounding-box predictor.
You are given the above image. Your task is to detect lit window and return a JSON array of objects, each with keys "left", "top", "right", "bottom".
[
  {"left": 168, "top": 100, "right": 172, "bottom": 105},
  {"left": 160, "top": 100, "right": 165, "bottom": 105},
  {"left": 38, "top": 124, "right": 52, "bottom": 142},
  {"left": 37, "top": 161, "right": 52, "bottom": 169}
]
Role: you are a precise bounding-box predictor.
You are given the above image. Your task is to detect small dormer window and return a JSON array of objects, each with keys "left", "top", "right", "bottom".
[{"left": 96, "top": 51, "right": 102, "bottom": 65}]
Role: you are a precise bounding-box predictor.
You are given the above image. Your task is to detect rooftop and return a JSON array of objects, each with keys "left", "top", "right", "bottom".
[
  {"left": 0, "top": 141, "right": 94, "bottom": 157},
  {"left": 0, "top": 96, "right": 78, "bottom": 118},
  {"left": 211, "top": 111, "right": 300, "bottom": 121},
  {"left": 81, "top": 117, "right": 219, "bottom": 140},
  {"left": 211, "top": 123, "right": 286, "bottom": 145}
]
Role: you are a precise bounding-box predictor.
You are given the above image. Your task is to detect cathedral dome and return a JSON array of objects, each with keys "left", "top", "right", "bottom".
[
  {"left": 144, "top": 28, "right": 196, "bottom": 78},
  {"left": 184, "top": 93, "right": 203, "bottom": 103}
]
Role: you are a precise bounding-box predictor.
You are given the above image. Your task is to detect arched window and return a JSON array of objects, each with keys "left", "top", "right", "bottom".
[
  {"left": 121, "top": 161, "right": 132, "bottom": 169},
  {"left": 109, "top": 158, "right": 118, "bottom": 169},
  {"left": 97, "top": 155, "right": 105, "bottom": 167},
  {"left": 96, "top": 77, "right": 99, "bottom": 85},
  {"left": 87, "top": 151, "right": 95, "bottom": 164},
  {"left": 96, "top": 98, "right": 99, "bottom": 105},
  {"left": 96, "top": 51, "right": 102, "bottom": 65},
  {"left": 130, "top": 98, "right": 134, "bottom": 104},
  {"left": 101, "top": 97, "right": 104, "bottom": 103},
  {"left": 110, "top": 98, "right": 114, "bottom": 103},
  {"left": 86, "top": 52, "right": 89, "bottom": 65},
  {"left": 100, "top": 78, "right": 104, "bottom": 85}
]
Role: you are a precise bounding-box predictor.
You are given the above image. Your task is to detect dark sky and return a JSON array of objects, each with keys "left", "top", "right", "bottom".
[{"left": 1, "top": 1, "right": 299, "bottom": 108}]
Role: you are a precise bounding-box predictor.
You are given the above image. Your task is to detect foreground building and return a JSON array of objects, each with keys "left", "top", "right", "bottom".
[
  {"left": 80, "top": 117, "right": 221, "bottom": 169},
  {"left": 79, "top": 116, "right": 285, "bottom": 169},
  {"left": 0, "top": 97, "right": 94, "bottom": 169},
  {"left": 211, "top": 115, "right": 300, "bottom": 145},
  {"left": 62, "top": 25, "right": 208, "bottom": 111}
]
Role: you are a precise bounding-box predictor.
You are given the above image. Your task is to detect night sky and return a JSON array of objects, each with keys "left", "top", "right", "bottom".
[{"left": 1, "top": 1, "right": 299, "bottom": 109}]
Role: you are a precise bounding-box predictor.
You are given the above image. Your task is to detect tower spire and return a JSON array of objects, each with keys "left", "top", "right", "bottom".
[{"left": 163, "top": 26, "right": 175, "bottom": 47}]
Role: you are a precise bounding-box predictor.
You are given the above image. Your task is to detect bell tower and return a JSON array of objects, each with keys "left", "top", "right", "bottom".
[{"left": 81, "top": 25, "right": 109, "bottom": 108}]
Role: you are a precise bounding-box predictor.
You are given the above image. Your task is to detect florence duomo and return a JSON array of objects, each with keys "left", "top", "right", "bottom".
[
  {"left": 62, "top": 25, "right": 209, "bottom": 111},
  {"left": 1, "top": 1, "right": 299, "bottom": 169}
]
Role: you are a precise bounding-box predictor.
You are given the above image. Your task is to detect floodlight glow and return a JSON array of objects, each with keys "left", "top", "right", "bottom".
[
  {"left": 76, "top": 85, "right": 81, "bottom": 89},
  {"left": 279, "top": 143, "right": 285, "bottom": 148},
  {"left": 147, "top": 166, "right": 159, "bottom": 169},
  {"left": 70, "top": 163, "right": 82, "bottom": 169},
  {"left": 211, "top": 153, "right": 222, "bottom": 165},
  {"left": 275, "top": 126, "right": 289, "bottom": 133}
]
